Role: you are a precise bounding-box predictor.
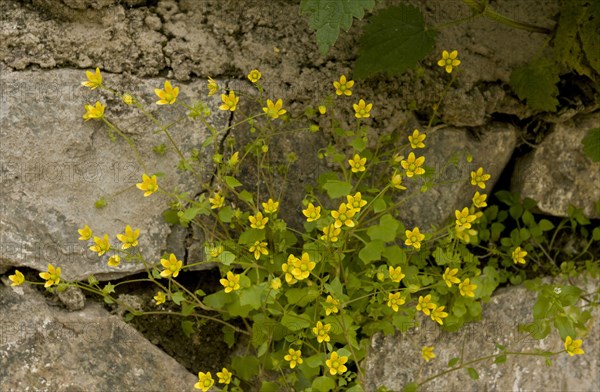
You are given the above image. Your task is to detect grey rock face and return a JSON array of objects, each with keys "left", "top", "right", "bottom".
[
  {"left": 398, "top": 123, "right": 517, "bottom": 230},
  {"left": 512, "top": 113, "right": 600, "bottom": 219},
  {"left": 0, "top": 66, "right": 226, "bottom": 280},
  {"left": 363, "top": 280, "right": 599, "bottom": 392},
  {"left": 0, "top": 280, "right": 198, "bottom": 391}
]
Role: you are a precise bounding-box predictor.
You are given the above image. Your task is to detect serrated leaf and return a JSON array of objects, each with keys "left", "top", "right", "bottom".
[
  {"left": 509, "top": 57, "right": 560, "bottom": 112},
  {"left": 172, "top": 291, "right": 185, "bottom": 305},
  {"left": 281, "top": 311, "right": 312, "bottom": 331},
  {"left": 553, "top": 1, "right": 591, "bottom": 76},
  {"left": 300, "top": 0, "right": 376, "bottom": 55},
  {"left": 580, "top": 1, "right": 600, "bottom": 73},
  {"left": 359, "top": 239, "right": 384, "bottom": 264},
  {"left": 355, "top": 5, "right": 437, "bottom": 79},
  {"left": 582, "top": 128, "right": 600, "bottom": 162},
  {"left": 367, "top": 214, "right": 400, "bottom": 242}
]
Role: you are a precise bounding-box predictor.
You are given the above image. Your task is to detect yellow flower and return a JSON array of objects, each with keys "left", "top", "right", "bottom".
[
  {"left": 564, "top": 336, "right": 584, "bottom": 356},
  {"left": 194, "top": 372, "right": 214, "bottom": 391},
  {"left": 312, "top": 321, "right": 332, "bottom": 343},
  {"left": 437, "top": 50, "right": 461, "bottom": 73},
  {"left": 220, "top": 271, "right": 241, "bottom": 293},
  {"left": 455, "top": 226, "right": 477, "bottom": 243},
  {"left": 217, "top": 368, "right": 233, "bottom": 385},
  {"left": 401, "top": 152, "right": 426, "bottom": 177},
  {"left": 154, "top": 80, "right": 179, "bottom": 105},
  {"left": 422, "top": 346, "right": 436, "bottom": 362},
  {"left": 208, "top": 244, "right": 224, "bottom": 258},
  {"left": 325, "top": 295, "right": 340, "bottom": 315},
  {"left": 346, "top": 192, "right": 367, "bottom": 212},
  {"left": 160, "top": 253, "right": 183, "bottom": 278},
  {"left": 249, "top": 211, "right": 269, "bottom": 229},
  {"left": 353, "top": 99, "right": 373, "bottom": 118},
  {"left": 228, "top": 151, "right": 240, "bottom": 166},
  {"left": 207, "top": 77, "right": 219, "bottom": 96},
  {"left": 39, "top": 263, "right": 61, "bottom": 288},
  {"left": 333, "top": 75, "right": 354, "bottom": 96},
  {"left": 408, "top": 129, "right": 426, "bottom": 149},
  {"left": 78, "top": 225, "right": 93, "bottom": 241},
  {"left": 81, "top": 67, "right": 103, "bottom": 90},
  {"left": 116, "top": 225, "right": 140, "bottom": 249},
  {"left": 136, "top": 173, "right": 158, "bottom": 197},
  {"left": 389, "top": 266, "right": 405, "bottom": 283},
  {"left": 209, "top": 193, "right": 225, "bottom": 209},
  {"left": 416, "top": 294, "right": 436, "bottom": 315},
  {"left": 90, "top": 234, "right": 111, "bottom": 256},
  {"left": 284, "top": 348, "right": 303, "bottom": 369},
  {"left": 83, "top": 101, "right": 105, "bottom": 121},
  {"left": 249, "top": 240, "right": 269, "bottom": 260},
  {"left": 331, "top": 203, "right": 356, "bottom": 228},
  {"left": 391, "top": 172, "right": 407, "bottom": 190},
  {"left": 289, "top": 253, "right": 316, "bottom": 281},
  {"left": 325, "top": 351, "right": 348, "bottom": 375},
  {"left": 270, "top": 277, "right": 282, "bottom": 290},
  {"left": 318, "top": 105, "right": 327, "bottom": 114},
  {"left": 442, "top": 267, "right": 460, "bottom": 287},
  {"left": 107, "top": 255, "right": 121, "bottom": 267},
  {"left": 387, "top": 292, "right": 406, "bottom": 312},
  {"left": 247, "top": 69, "right": 262, "bottom": 83},
  {"left": 455, "top": 207, "right": 477, "bottom": 230},
  {"left": 472, "top": 191, "right": 488, "bottom": 208},
  {"left": 263, "top": 99, "right": 286, "bottom": 119},
  {"left": 219, "top": 90, "right": 239, "bottom": 111},
  {"left": 262, "top": 198, "right": 279, "bottom": 214},
  {"left": 122, "top": 94, "right": 134, "bottom": 105},
  {"left": 512, "top": 246, "right": 527, "bottom": 265},
  {"left": 321, "top": 224, "right": 341, "bottom": 242},
  {"left": 154, "top": 291, "right": 166, "bottom": 305},
  {"left": 348, "top": 154, "right": 367, "bottom": 173},
  {"left": 470, "top": 167, "right": 491, "bottom": 189},
  {"left": 303, "top": 202, "right": 321, "bottom": 222},
  {"left": 430, "top": 305, "right": 449, "bottom": 325},
  {"left": 9, "top": 270, "right": 25, "bottom": 286},
  {"left": 459, "top": 278, "right": 477, "bottom": 297},
  {"left": 405, "top": 227, "right": 425, "bottom": 249},
  {"left": 282, "top": 262, "right": 297, "bottom": 285}
]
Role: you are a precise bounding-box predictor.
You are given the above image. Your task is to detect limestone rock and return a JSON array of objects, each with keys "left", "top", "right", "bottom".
[
  {"left": 363, "top": 279, "right": 599, "bottom": 392},
  {"left": 0, "top": 280, "right": 198, "bottom": 391},
  {"left": 398, "top": 122, "right": 517, "bottom": 230},
  {"left": 0, "top": 66, "right": 226, "bottom": 280},
  {"left": 512, "top": 113, "right": 600, "bottom": 218}
]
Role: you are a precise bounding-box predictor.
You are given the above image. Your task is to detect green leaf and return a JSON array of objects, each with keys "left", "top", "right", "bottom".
[
  {"left": 171, "top": 291, "right": 185, "bottom": 305},
  {"left": 582, "top": 128, "right": 600, "bottom": 163},
  {"left": 367, "top": 214, "right": 400, "bottom": 242},
  {"left": 359, "top": 239, "right": 384, "bottom": 264},
  {"left": 218, "top": 206, "right": 234, "bottom": 223},
  {"left": 281, "top": 311, "right": 312, "bottom": 331},
  {"left": 260, "top": 381, "right": 280, "bottom": 392},
  {"left": 539, "top": 219, "right": 555, "bottom": 231},
  {"left": 239, "top": 283, "right": 267, "bottom": 310},
  {"left": 354, "top": 5, "right": 437, "bottom": 79},
  {"left": 231, "top": 355, "right": 260, "bottom": 381},
  {"left": 554, "top": 314, "right": 576, "bottom": 340},
  {"left": 509, "top": 57, "right": 560, "bottom": 112},
  {"left": 553, "top": 1, "right": 591, "bottom": 76},
  {"left": 181, "top": 320, "right": 194, "bottom": 337},
  {"left": 239, "top": 190, "right": 255, "bottom": 203},
  {"left": 181, "top": 302, "right": 195, "bottom": 316},
  {"left": 432, "top": 247, "right": 460, "bottom": 266},
  {"left": 448, "top": 357, "right": 460, "bottom": 367},
  {"left": 403, "top": 382, "right": 419, "bottom": 392},
  {"left": 467, "top": 367, "right": 479, "bottom": 380},
  {"left": 494, "top": 354, "right": 507, "bottom": 364},
  {"left": 225, "top": 176, "right": 243, "bottom": 188},
  {"left": 322, "top": 179, "right": 353, "bottom": 198},
  {"left": 204, "top": 290, "right": 231, "bottom": 309},
  {"left": 312, "top": 376, "right": 336, "bottom": 392},
  {"left": 580, "top": 1, "right": 600, "bottom": 73},
  {"left": 372, "top": 198, "right": 387, "bottom": 213},
  {"left": 300, "top": 0, "right": 376, "bottom": 55}
]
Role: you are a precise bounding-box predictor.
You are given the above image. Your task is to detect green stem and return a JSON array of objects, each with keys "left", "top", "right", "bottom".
[{"left": 462, "top": 0, "right": 551, "bottom": 34}]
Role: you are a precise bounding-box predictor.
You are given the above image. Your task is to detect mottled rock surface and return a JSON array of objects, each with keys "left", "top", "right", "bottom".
[
  {"left": 0, "top": 66, "right": 226, "bottom": 280},
  {"left": 512, "top": 113, "right": 600, "bottom": 219},
  {"left": 0, "top": 279, "right": 198, "bottom": 391},
  {"left": 363, "top": 278, "right": 599, "bottom": 392}
]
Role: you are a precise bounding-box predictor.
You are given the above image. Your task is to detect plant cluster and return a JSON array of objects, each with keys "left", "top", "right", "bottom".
[{"left": 7, "top": 50, "right": 598, "bottom": 391}]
